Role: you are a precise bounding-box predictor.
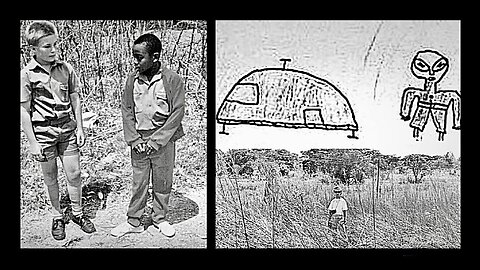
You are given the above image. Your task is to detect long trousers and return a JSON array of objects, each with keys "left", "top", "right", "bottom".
[{"left": 126, "top": 140, "right": 175, "bottom": 226}]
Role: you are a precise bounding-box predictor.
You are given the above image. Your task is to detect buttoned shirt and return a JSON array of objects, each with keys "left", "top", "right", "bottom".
[
  {"left": 20, "top": 58, "right": 79, "bottom": 122},
  {"left": 121, "top": 66, "right": 185, "bottom": 150},
  {"left": 133, "top": 71, "right": 170, "bottom": 130}
]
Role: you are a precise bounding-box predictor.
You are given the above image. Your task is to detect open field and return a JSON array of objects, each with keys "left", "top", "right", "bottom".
[{"left": 216, "top": 163, "right": 460, "bottom": 249}]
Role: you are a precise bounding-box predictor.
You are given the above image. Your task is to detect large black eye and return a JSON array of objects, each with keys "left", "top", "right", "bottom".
[
  {"left": 413, "top": 58, "right": 429, "bottom": 72},
  {"left": 433, "top": 58, "right": 448, "bottom": 72}
]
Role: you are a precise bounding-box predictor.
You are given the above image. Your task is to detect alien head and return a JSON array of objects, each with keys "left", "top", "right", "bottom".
[{"left": 411, "top": 50, "right": 449, "bottom": 84}]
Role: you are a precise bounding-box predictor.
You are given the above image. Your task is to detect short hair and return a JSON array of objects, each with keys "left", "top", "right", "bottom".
[
  {"left": 25, "top": 20, "right": 58, "bottom": 46},
  {"left": 134, "top": 33, "right": 162, "bottom": 55}
]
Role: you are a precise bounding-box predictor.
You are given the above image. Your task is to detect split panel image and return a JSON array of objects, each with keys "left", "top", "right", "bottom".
[{"left": 215, "top": 20, "right": 460, "bottom": 249}]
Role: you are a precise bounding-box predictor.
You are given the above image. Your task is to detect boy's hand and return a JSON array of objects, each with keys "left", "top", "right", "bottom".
[
  {"left": 145, "top": 144, "right": 155, "bottom": 155},
  {"left": 133, "top": 143, "right": 145, "bottom": 154},
  {"left": 77, "top": 128, "right": 86, "bottom": 148},
  {"left": 30, "top": 142, "right": 47, "bottom": 162}
]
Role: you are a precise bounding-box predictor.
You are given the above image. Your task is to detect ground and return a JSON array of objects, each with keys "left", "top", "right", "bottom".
[
  {"left": 20, "top": 108, "right": 207, "bottom": 249},
  {"left": 20, "top": 186, "right": 206, "bottom": 249}
]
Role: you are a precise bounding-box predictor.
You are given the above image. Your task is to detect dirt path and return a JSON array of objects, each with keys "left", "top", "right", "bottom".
[{"left": 20, "top": 186, "right": 207, "bottom": 249}]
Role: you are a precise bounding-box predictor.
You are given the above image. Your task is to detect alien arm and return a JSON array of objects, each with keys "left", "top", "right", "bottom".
[
  {"left": 400, "top": 87, "right": 422, "bottom": 120},
  {"left": 448, "top": 91, "right": 461, "bottom": 129}
]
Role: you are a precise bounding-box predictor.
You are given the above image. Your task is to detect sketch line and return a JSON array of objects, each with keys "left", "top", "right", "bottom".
[
  {"left": 373, "top": 71, "right": 380, "bottom": 100},
  {"left": 217, "top": 119, "right": 357, "bottom": 130},
  {"left": 217, "top": 59, "right": 359, "bottom": 138},
  {"left": 399, "top": 49, "right": 461, "bottom": 141},
  {"left": 280, "top": 58, "right": 291, "bottom": 69},
  {"left": 363, "top": 21, "right": 384, "bottom": 68}
]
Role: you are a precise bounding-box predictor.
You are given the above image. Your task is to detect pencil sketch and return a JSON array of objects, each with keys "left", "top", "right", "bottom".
[
  {"left": 400, "top": 49, "right": 461, "bottom": 141},
  {"left": 216, "top": 59, "right": 359, "bottom": 139}
]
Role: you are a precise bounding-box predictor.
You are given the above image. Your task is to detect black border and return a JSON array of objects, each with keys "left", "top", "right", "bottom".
[{"left": 11, "top": 15, "right": 473, "bottom": 263}]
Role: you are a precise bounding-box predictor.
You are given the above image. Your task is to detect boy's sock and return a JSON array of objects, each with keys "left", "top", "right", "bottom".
[
  {"left": 45, "top": 182, "right": 63, "bottom": 218},
  {"left": 67, "top": 182, "right": 83, "bottom": 216}
]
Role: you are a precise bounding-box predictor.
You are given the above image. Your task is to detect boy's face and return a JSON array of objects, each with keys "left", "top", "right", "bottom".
[
  {"left": 334, "top": 191, "right": 341, "bottom": 198},
  {"left": 132, "top": 42, "right": 159, "bottom": 74},
  {"left": 32, "top": 34, "right": 58, "bottom": 65}
]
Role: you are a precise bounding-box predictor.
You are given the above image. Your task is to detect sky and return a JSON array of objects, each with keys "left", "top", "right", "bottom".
[{"left": 215, "top": 20, "right": 461, "bottom": 158}]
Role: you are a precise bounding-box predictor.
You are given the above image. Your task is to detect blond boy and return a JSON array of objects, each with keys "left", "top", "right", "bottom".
[{"left": 20, "top": 21, "right": 95, "bottom": 240}]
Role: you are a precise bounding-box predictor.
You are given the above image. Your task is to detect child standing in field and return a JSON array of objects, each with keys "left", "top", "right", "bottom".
[
  {"left": 111, "top": 33, "right": 185, "bottom": 238},
  {"left": 328, "top": 185, "right": 348, "bottom": 230},
  {"left": 20, "top": 21, "right": 96, "bottom": 240}
]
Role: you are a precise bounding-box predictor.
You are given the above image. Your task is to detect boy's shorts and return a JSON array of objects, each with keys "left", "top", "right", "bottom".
[{"left": 33, "top": 117, "right": 79, "bottom": 160}]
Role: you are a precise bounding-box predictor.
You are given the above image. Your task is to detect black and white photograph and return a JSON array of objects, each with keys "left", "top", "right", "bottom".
[
  {"left": 20, "top": 20, "right": 207, "bottom": 248},
  {"left": 18, "top": 18, "right": 464, "bottom": 253},
  {"left": 215, "top": 20, "right": 460, "bottom": 249}
]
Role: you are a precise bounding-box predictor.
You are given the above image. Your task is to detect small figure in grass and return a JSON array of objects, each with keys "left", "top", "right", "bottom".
[
  {"left": 327, "top": 185, "right": 348, "bottom": 235},
  {"left": 111, "top": 33, "right": 185, "bottom": 238},
  {"left": 20, "top": 21, "right": 96, "bottom": 241}
]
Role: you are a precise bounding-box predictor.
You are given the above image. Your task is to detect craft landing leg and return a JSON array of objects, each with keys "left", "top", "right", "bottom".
[
  {"left": 219, "top": 124, "right": 229, "bottom": 135},
  {"left": 347, "top": 130, "right": 359, "bottom": 139}
]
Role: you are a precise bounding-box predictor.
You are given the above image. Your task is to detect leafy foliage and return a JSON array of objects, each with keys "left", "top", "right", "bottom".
[
  {"left": 20, "top": 20, "right": 207, "bottom": 110},
  {"left": 217, "top": 147, "right": 459, "bottom": 186},
  {"left": 402, "top": 154, "right": 436, "bottom": 184}
]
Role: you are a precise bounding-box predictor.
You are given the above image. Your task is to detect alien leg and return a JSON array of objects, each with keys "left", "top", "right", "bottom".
[
  {"left": 413, "top": 128, "right": 420, "bottom": 139},
  {"left": 410, "top": 107, "right": 429, "bottom": 140},
  {"left": 432, "top": 109, "right": 447, "bottom": 141}
]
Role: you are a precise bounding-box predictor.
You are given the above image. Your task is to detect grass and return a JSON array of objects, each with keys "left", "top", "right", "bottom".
[
  {"left": 216, "top": 162, "right": 461, "bottom": 248},
  {"left": 20, "top": 94, "right": 206, "bottom": 218}
]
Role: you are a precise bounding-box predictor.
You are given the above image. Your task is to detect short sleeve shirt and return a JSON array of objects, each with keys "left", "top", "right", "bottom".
[
  {"left": 20, "top": 58, "right": 80, "bottom": 122},
  {"left": 133, "top": 71, "right": 170, "bottom": 130},
  {"left": 328, "top": 198, "right": 348, "bottom": 214}
]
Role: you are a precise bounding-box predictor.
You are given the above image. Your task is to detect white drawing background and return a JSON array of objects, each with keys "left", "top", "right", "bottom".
[{"left": 216, "top": 20, "right": 460, "bottom": 158}]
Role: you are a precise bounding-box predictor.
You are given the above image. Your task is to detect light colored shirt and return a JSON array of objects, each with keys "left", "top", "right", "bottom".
[
  {"left": 122, "top": 66, "right": 185, "bottom": 151},
  {"left": 20, "top": 58, "right": 79, "bottom": 122},
  {"left": 328, "top": 197, "right": 348, "bottom": 214},
  {"left": 133, "top": 72, "right": 170, "bottom": 130}
]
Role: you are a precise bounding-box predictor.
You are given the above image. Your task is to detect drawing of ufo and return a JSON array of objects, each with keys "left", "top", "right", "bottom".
[{"left": 216, "top": 59, "right": 359, "bottom": 138}]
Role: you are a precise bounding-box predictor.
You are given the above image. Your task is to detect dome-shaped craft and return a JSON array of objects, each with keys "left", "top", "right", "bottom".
[{"left": 217, "top": 59, "right": 359, "bottom": 138}]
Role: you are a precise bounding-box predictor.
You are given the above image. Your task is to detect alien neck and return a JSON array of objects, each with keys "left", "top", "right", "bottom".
[{"left": 424, "top": 80, "right": 437, "bottom": 95}]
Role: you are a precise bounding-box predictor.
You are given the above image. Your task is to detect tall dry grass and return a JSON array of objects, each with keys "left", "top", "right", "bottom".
[{"left": 216, "top": 154, "right": 461, "bottom": 248}]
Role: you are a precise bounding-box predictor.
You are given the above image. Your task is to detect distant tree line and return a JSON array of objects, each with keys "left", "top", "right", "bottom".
[
  {"left": 217, "top": 149, "right": 298, "bottom": 178},
  {"left": 216, "top": 148, "right": 460, "bottom": 185}
]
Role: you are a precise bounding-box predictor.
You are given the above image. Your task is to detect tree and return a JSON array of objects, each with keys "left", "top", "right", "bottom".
[
  {"left": 300, "top": 148, "right": 376, "bottom": 184},
  {"left": 238, "top": 165, "right": 254, "bottom": 177},
  {"left": 402, "top": 154, "right": 434, "bottom": 183},
  {"left": 302, "top": 159, "right": 318, "bottom": 176},
  {"left": 444, "top": 151, "right": 457, "bottom": 169}
]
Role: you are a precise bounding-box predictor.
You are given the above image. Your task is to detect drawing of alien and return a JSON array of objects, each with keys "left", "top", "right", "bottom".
[{"left": 400, "top": 49, "right": 460, "bottom": 141}]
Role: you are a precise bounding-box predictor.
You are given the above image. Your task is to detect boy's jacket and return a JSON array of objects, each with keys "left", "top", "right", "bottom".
[{"left": 121, "top": 66, "right": 185, "bottom": 150}]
